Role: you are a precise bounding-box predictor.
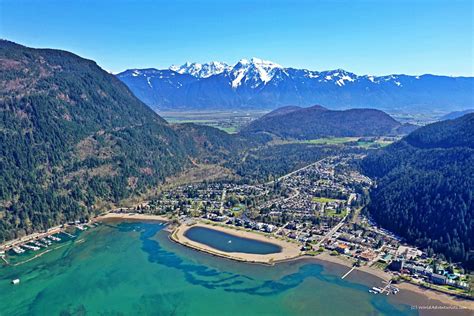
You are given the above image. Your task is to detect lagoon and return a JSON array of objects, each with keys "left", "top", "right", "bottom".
[
  {"left": 0, "top": 221, "right": 420, "bottom": 315},
  {"left": 184, "top": 226, "right": 282, "bottom": 254}
]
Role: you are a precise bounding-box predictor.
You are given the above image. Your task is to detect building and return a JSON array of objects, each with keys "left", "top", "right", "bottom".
[
  {"left": 389, "top": 258, "right": 404, "bottom": 271},
  {"left": 336, "top": 243, "right": 350, "bottom": 254},
  {"left": 430, "top": 274, "right": 447, "bottom": 285},
  {"left": 359, "top": 249, "right": 377, "bottom": 262}
]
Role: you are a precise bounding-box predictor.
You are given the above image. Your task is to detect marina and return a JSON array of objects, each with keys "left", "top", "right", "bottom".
[
  {"left": 0, "top": 221, "right": 423, "bottom": 315},
  {"left": 1, "top": 220, "right": 471, "bottom": 315},
  {"left": 0, "top": 221, "right": 96, "bottom": 267}
]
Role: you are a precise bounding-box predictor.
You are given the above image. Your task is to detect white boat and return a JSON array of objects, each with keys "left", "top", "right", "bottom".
[
  {"left": 11, "top": 279, "right": 20, "bottom": 285},
  {"left": 372, "top": 287, "right": 382, "bottom": 293},
  {"left": 23, "top": 244, "right": 40, "bottom": 251},
  {"left": 12, "top": 247, "right": 25, "bottom": 254}
]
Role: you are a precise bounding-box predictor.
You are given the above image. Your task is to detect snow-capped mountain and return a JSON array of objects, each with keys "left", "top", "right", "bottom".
[
  {"left": 117, "top": 58, "right": 473, "bottom": 112},
  {"left": 228, "top": 58, "right": 282, "bottom": 88},
  {"left": 170, "top": 61, "right": 231, "bottom": 78}
]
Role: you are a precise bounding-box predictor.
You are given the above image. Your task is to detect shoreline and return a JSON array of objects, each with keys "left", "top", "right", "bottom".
[
  {"left": 98, "top": 216, "right": 473, "bottom": 310},
  {"left": 169, "top": 221, "right": 473, "bottom": 311},
  {"left": 311, "top": 252, "right": 473, "bottom": 311},
  {"left": 95, "top": 212, "right": 171, "bottom": 223},
  {"left": 170, "top": 222, "right": 302, "bottom": 264},
  {"left": 7, "top": 214, "right": 470, "bottom": 311}
]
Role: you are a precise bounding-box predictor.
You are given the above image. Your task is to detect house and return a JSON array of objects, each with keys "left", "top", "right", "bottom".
[
  {"left": 265, "top": 224, "right": 276, "bottom": 233},
  {"left": 336, "top": 243, "right": 350, "bottom": 254}
]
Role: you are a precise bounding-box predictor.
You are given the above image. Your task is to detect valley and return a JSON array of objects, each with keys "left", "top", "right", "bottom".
[
  {"left": 161, "top": 110, "right": 266, "bottom": 134},
  {"left": 1, "top": 38, "right": 473, "bottom": 314}
]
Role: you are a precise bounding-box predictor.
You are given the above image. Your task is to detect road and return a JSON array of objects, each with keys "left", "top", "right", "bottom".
[
  {"left": 315, "top": 213, "right": 349, "bottom": 248},
  {"left": 265, "top": 157, "right": 328, "bottom": 186},
  {"left": 219, "top": 188, "right": 227, "bottom": 213}
]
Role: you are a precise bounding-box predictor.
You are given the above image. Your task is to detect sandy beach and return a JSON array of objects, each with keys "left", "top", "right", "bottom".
[
  {"left": 96, "top": 214, "right": 473, "bottom": 311},
  {"left": 171, "top": 222, "right": 301, "bottom": 264},
  {"left": 314, "top": 252, "right": 391, "bottom": 281},
  {"left": 312, "top": 252, "right": 473, "bottom": 312},
  {"left": 96, "top": 212, "right": 171, "bottom": 222}
]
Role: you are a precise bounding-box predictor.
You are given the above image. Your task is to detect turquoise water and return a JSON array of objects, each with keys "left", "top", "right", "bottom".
[
  {"left": 184, "top": 226, "right": 282, "bottom": 254},
  {"left": 0, "top": 221, "right": 417, "bottom": 315}
]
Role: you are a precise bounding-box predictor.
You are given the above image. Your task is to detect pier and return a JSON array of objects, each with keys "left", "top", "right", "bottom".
[
  {"left": 379, "top": 280, "right": 393, "bottom": 294},
  {"left": 341, "top": 266, "right": 356, "bottom": 279},
  {"left": 1, "top": 256, "right": 8, "bottom": 265},
  {"left": 62, "top": 231, "right": 76, "bottom": 238}
]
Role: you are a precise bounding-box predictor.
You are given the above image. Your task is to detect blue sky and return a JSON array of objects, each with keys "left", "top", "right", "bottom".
[{"left": 1, "top": 0, "right": 472, "bottom": 75}]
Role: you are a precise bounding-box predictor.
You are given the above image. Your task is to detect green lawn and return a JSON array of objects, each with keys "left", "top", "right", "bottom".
[
  {"left": 296, "top": 137, "right": 396, "bottom": 148},
  {"left": 304, "top": 137, "right": 359, "bottom": 145},
  {"left": 324, "top": 208, "right": 347, "bottom": 218}
]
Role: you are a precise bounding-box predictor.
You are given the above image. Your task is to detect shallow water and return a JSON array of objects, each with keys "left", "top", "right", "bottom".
[
  {"left": 184, "top": 226, "right": 282, "bottom": 254},
  {"left": 0, "top": 221, "right": 417, "bottom": 315}
]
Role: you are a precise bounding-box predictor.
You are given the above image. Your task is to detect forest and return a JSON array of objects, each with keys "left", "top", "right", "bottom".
[
  {"left": 1, "top": 40, "right": 473, "bottom": 273},
  {"left": 362, "top": 114, "right": 474, "bottom": 268},
  {"left": 0, "top": 41, "right": 190, "bottom": 241}
]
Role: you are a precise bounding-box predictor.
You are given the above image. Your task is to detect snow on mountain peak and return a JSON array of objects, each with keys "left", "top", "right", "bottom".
[
  {"left": 165, "top": 59, "right": 408, "bottom": 88},
  {"left": 170, "top": 61, "right": 230, "bottom": 78},
  {"left": 230, "top": 57, "right": 283, "bottom": 88},
  {"left": 250, "top": 57, "right": 282, "bottom": 68}
]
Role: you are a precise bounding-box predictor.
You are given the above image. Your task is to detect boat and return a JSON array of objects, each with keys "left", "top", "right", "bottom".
[
  {"left": 48, "top": 235, "right": 61, "bottom": 241},
  {"left": 11, "top": 279, "right": 20, "bottom": 285},
  {"left": 372, "top": 287, "right": 382, "bottom": 293},
  {"left": 12, "top": 247, "right": 25, "bottom": 254},
  {"left": 40, "top": 238, "right": 52, "bottom": 245},
  {"left": 23, "top": 244, "right": 40, "bottom": 251}
]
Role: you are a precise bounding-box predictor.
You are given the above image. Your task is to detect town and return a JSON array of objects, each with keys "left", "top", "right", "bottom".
[
  {"left": 1, "top": 154, "right": 472, "bottom": 299},
  {"left": 126, "top": 154, "right": 472, "bottom": 298}
]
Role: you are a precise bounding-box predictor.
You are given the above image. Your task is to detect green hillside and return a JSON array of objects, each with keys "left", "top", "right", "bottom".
[
  {"left": 241, "top": 105, "right": 414, "bottom": 140},
  {"left": 362, "top": 114, "right": 474, "bottom": 268},
  {"left": 0, "top": 41, "right": 189, "bottom": 241}
]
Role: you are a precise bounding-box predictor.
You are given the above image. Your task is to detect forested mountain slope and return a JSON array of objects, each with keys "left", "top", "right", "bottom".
[
  {"left": 241, "top": 105, "right": 413, "bottom": 139},
  {"left": 361, "top": 114, "right": 474, "bottom": 268},
  {"left": 0, "top": 41, "right": 191, "bottom": 241}
]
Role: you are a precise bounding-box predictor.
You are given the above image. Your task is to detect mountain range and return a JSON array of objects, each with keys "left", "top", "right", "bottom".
[
  {"left": 2, "top": 40, "right": 473, "bottom": 267},
  {"left": 117, "top": 58, "right": 474, "bottom": 113}
]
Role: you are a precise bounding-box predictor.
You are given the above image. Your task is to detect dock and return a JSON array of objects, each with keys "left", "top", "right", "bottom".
[
  {"left": 379, "top": 280, "right": 392, "bottom": 294},
  {"left": 341, "top": 266, "right": 356, "bottom": 279},
  {"left": 62, "top": 231, "right": 76, "bottom": 238},
  {"left": 368, "top": 280, "right": 399, "bottom": 296},
  {"left": 1, "top": 256, "right": 8, "bottom": 265}
]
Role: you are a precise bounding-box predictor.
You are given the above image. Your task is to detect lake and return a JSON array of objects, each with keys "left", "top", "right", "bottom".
[
  {"left": 0, "top": 221, "right": 419, "bottom": 315},
  {"left": 184, "top": 226, "right": 282, "bottom": 254}
]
